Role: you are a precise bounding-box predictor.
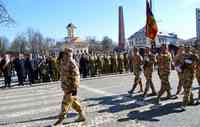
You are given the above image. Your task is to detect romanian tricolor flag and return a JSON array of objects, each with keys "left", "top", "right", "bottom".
[{"left": 145, "top": 0, "right": 158, "bottom": 41}]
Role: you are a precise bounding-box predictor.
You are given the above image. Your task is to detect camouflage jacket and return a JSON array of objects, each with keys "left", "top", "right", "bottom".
[
  {"left": 143, "top": 54, "right": 155, "bottom": 71},
  {"left": 156, "top": 52, "right": 171, "bottom": 74},
  {"left": 60, "top": 59, "right": 80, "bottom": 91}
]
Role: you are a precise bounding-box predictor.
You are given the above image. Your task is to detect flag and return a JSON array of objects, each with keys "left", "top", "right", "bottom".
[{"left": 145, "top": 0, "right": 158, "bottom": 41}]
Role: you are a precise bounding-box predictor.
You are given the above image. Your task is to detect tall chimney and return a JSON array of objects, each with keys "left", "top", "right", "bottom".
[{"left": 118, "top": 6, "right": 125, "bottom": 50}]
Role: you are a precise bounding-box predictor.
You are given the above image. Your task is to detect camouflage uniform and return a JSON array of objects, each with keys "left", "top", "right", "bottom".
[
  {"left": 181, "top": 47, "right": 197, "bottom": 105},
  {"left": 196, "top": 52, "right": 200, "bottom": 101},
  {"left": 39, "top": 60, "right": 50, "bottom": 82},
  {"left": 128, "top": 48, "right": 143, "bottom": 93},
  {"left": 110, "top": 53, "right": 118, "bottom": 73},
  {"left": 173, "top": 48, "right": 184, "bottom": 95},
  {"left": 117, "top": 53, "right": 124, "bottom": 74},
  {"left": 103, "top": 55, "right": 110, "bottom": 74},
  {"left": 123, "top": 53, "right": 129, "bottom": 72},
  {"left": 54, "top": 48, "right": 85, "bottom": 126},
  {"left": 156, "top": 46, "right": 172, "bottom": 102},
  {"left": 89, "top": 55, "right": 96, "bottom": 77},
  {"left": 143, "top": 48, "right": 156, "bottom": 97},
  {"left": 50, "top": 57, "right": 59, "bottom": 81},
  {"left": 95, "top": 55, "right": 103, "bottom": 75}
]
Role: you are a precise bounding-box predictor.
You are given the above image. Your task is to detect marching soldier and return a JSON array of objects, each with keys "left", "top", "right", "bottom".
[
  {"left": 181, "top": 46, "right": 197, "bottom": 106},
  {"left": 54, "top": 47, "right": 86, "bottom": 126},
  {"left": 173, "top": 46, "right": 184, "bottom": 95},
  {"left": 156, "top": 44, "right": 172, "bottom": 104},
  {"left": 143, "top": 47, "right": 157, "bottom": 97},
  {"left": 128, "top": 47, "right": 143, "bottom": 94},
  {"left": 196, "top": 45, "right": 200, "bottom": 103}
]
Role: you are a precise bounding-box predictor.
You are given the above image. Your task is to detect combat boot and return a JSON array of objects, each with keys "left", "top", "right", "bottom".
[
  {"left": 139, "top": 80, "right": 143, "bottom": 93},
  {"left": 128, "top": 84, "right": 137, "bottom": 94},
  {"left": 75, "top": 111, "right": 86, "bottom": 122},
  {"left": 198, "top": 90, "right": 200, "bottom": 100},
  {"left": 53, "top": 114, "right": 65, "bottom": 126},
  {"left": 166, "top": 90, "right": 172, "bottom": 99},
  {"left": 188, "top": 93, "right": 194, "bottom": 105},
  {"left": 155, "top": 97, "right": 161, "bottom": 105}
]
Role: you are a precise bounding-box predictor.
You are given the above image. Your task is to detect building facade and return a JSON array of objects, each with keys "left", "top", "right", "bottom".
[
  {"left": 64, "top": 23, "right": 89, "bottom": 55},
  {"left": 128, "top": 27, "right": 178, "bottom": 49},
  {"left": 196, "top": 8, "right": 200, "bottom": 40}
]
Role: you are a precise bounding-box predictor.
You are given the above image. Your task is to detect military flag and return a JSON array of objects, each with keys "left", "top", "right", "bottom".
[{"left": 145, "top": 0, "right": 158, "bottom": 41}]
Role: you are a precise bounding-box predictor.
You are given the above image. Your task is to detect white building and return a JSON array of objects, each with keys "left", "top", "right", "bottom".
[
  {"left": 64, "top": 23, "right": 89, "bottom": 54},
  {"left": 196, "top": 8, "right": 200, "bottom": 40},
  {"left": 128, "top": 27, "right": 178, "bottom": 49}
]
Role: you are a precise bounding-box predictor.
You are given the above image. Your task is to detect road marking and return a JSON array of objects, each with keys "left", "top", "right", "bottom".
[{"left": 80, "top": 84, "right": 117, "bottom": 97}]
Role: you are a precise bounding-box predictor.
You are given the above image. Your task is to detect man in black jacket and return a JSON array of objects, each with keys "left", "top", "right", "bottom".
[
  {"left": 0, "top": 54, "right": 13, "bottom": 88},
  {"left": 25, "top": 54, "right": 34, "bottom": 85},
  {"left": 14, "top": 54, "right": 26, "bottom": 86}
]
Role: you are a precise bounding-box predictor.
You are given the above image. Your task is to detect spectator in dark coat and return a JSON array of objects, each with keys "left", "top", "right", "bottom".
[
  {"left": 0, "top": 54, "right": 13, "bottom": 88},
  {"left": 14, "top": 54, "right": 26, "bottom": 86},
  {"left": 79, "top": 53, "right": 89, "bottom": 78},
  {"left": 25, "top": 54, "right": 34, "bottom": 85}
]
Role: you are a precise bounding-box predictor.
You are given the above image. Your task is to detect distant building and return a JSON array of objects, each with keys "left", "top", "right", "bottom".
[
  {"left": 65, "top": 23, "right": 89, "bottom": 54},
  {"left": 196, "top": 8, "right": 200, "bottom": 40},
  {"left": 128, "top": 27, "right": 178, "bottom": 49},
  {"left": 50, "top": 23, "right": 89, "bottom": 56}
]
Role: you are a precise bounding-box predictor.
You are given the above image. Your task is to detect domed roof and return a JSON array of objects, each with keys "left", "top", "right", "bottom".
[{"left": 67, "top": 23, "right": 76, "bottom": 29}]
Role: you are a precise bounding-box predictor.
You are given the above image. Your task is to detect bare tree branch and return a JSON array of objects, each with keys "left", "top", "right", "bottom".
[{"left": 0, "top": 1, "right": 15, "bottom": 26}]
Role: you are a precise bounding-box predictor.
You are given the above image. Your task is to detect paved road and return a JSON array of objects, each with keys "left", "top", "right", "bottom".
[{"left": 0, "top": 71, "right": 200, "bottom": 127}]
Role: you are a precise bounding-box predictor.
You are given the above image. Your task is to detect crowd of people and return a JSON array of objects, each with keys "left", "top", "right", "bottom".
[
  {"left": 1, "top": 44, "right": 200, "bottom": 108},
  {"left": 0, "top": 51, "right": 131, "bottom": 88},
  {"left": 1, "top": 44, "right": 200, "bottom": 125},
  {"left": 0, "top": 54, "right": 60, "bottom": 88}
]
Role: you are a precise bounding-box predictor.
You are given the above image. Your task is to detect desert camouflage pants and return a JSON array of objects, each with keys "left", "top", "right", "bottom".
[
  {"left": 144, "top": 70, "right": 156, "bottom": 96},
  {"left": 182, "top": 69, "right": 194, "bottom": 105},
  {"left": 196, "top": 70, "right": 200, "bottom": 99},
  {"left": 158, "top": 72, "right": 171, "bottom": 99},
  {"left": 176, "top": 72, "right": 184, "bottom": 95},
  {"left": 58, "top": 90, "right": 83, "bottom": 119},
  {"left": 132, "top": 70, "right": 143, "bottom": 92}
]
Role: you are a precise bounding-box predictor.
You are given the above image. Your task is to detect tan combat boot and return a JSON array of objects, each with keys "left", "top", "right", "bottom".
[{"left": 75, "top": 111, "right": 86, "bottom": 122}]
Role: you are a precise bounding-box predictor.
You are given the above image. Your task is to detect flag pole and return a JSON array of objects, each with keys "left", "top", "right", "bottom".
[
  {"left": 150, "top": 0, "right": 156, "bottom": 53},
  {"left": 150, "top": 0, "right": 152, "bottom": 10}
]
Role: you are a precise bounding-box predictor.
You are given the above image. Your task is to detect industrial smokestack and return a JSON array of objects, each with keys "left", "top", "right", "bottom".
[{"left": 118, "top": 6, "right": 126, "bottom": 50}]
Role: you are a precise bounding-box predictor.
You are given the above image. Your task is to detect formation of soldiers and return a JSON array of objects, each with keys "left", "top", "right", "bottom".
[
  {"left": 75, "top": 52, "right": 130, "bottom": 78},
  {"left": 128, "top": 44, "right": 200, "bottom": 106}
]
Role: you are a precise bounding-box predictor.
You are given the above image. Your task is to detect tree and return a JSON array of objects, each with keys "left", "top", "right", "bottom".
[
  {"left": 0, "top": 1, "right": 15, "bottom": 25},
  {"left": 0, "top": 36, "right": 8, "bottom": 53},
  {"left": 43, "top": 37, "right": 56, "bottom": 55},
  {"left": 26, "top": 28, "right": 44, "bottom": 55},
  {"left": 10, "top": 34, "right": 28, "bottom": 53},
  {"left": 101, "top": 36, "right": 113, "bottom": 52}
]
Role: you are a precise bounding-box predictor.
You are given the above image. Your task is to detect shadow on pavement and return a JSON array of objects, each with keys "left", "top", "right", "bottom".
[
  {"left": 83, "top": 93, "right": 158, "bottom": 114},
  {"left": 0, "top": 113, "right": 77, "bottom": 126},
  {"left": 118, "top": 102, "right": 185, "bottom": 122},
  {"left": 17, "top": 113, "right": 77, "bottom": 124}
]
